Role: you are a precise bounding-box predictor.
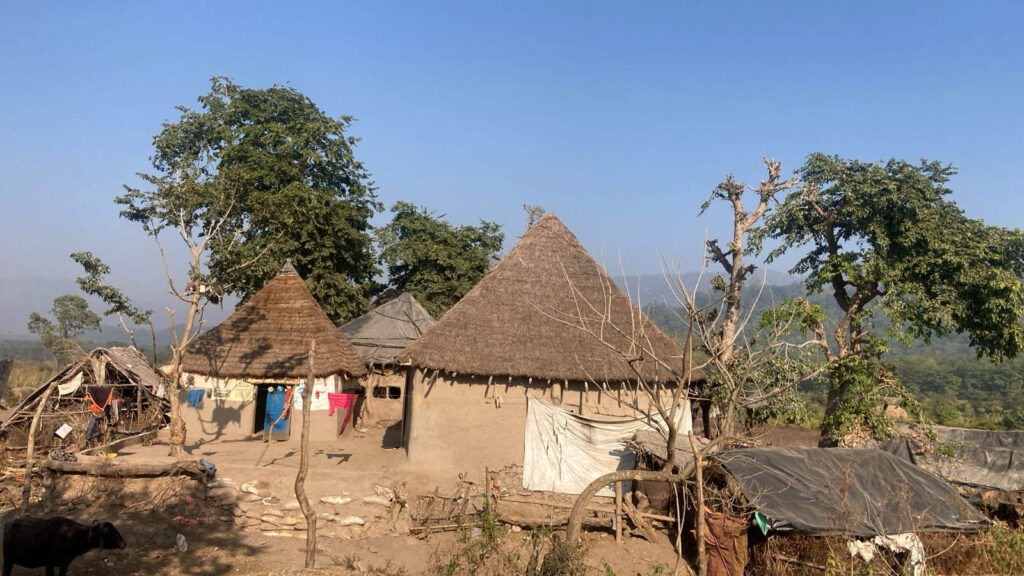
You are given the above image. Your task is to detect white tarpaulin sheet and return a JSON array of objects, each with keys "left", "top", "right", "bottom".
[{"left": 523, "top": 396, "right": 691, "bottom": 496}]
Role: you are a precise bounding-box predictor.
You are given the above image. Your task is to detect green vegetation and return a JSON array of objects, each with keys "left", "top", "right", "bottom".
[
  {"left": 117, "top": 76, "right": 381, "bottom": 323},
  {"left": 26, "top": 294, "right": 101, "bottom": 363},
  {"left": 754, "top": 153, "right": 1024, "bottom": 443},
  {"left": 377, "top": 201, "right": 504, "bottom": 318}
]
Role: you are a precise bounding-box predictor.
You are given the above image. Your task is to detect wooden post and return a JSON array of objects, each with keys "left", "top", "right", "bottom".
[
  {"left": 614, "top": 480, "right": 623, "bottom": 543},
  {"left": 22, "top": 382, "right": 57, "bottom": 511},
  {"left": 689, "top": 432, "right": 707, "bottom": 576},
  {"left": 295, "top": 340, "right": 317, "bottom": 569}
]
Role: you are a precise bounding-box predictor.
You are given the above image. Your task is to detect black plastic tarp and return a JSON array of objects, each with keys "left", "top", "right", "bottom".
[
  {"left": 882, "top": 425, "right": 1024, "bottom": 492},
  {"left": 715, "top": 447, "right": 988, "bottom": 536}
]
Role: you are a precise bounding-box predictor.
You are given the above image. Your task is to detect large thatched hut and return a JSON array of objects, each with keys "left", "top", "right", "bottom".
[
  {"left": 176, "top": 262, "right": 366, "bottom": 443},
  {"left": 397, "top": 213, "right": 702, "bottom": 474},
  {"left": 340, "top": 292, "right": 434, "bottom": 423}
]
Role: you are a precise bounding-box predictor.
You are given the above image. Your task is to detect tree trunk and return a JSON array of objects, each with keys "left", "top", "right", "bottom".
[
  {"left": 295, "top": 340, "right": 317, "bottom": 569},
  {"left": 43, "top": 459, "right": 208, "bottom": 481},
  {"left": 22, "top": 382, "right": 57, "bottom": 511},
  {"left": 167, "top": 357, "right": 186, "bottom": 459}
]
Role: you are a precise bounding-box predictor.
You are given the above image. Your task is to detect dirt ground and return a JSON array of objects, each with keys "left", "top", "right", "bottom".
[{"left": 0, "top": 418, "right": 685, "bottom": 575}]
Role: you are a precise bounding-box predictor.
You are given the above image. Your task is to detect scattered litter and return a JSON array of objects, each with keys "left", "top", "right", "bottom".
[
  {"left": 175, "top": 534, "right": 188, "bottom": 553},
  {"left": 106, "top": 453, "right": 118, "bottom": 459},
  {"left": 320, "top": 496, "right": 352, "bottom": 506},
  {"left": 198, "top": 458, "right": 216, "bottom": 478},
  {"left": 173, "top": 516, "right": 199, "bottom": 526}
]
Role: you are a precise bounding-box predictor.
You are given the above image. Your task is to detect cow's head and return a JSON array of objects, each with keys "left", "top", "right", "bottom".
[{"left": 90, "top": 522, "right": 127, "bottom": 549}]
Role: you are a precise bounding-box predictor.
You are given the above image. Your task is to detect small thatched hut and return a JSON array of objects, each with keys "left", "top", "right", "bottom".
[
  {"left": 0, "top": 347, "right": 168, "bottom": 461},
  {"left": 340, "top": 292, "right": 435, "bottom": 423},
  {"left": 176, "top": 262, "right": 366, "bottom": 443},
  {"left": 397, "top": 213, "right": 703, "bottom": 473}
]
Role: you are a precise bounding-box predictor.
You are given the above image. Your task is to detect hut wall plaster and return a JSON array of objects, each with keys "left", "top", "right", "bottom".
[
  {"left": 403, "top": 369, "right": 686, "bottom": 472},
  {"left": 179, "top": 373, "right": 360, "bottom": 444}
]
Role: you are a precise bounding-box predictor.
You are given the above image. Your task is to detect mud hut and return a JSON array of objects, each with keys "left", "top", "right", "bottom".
[
  {"left": 176, "top": 261, "right": 366, "bottom": 443},
  {"left": 397, "top": 213, "right": 703, "bottom": 474},
  {"left": 340, "top": 292, "right": 435, "bottom": 423},
  {"left": 0, "top": 347, "right": 168, "bottom": 461}
]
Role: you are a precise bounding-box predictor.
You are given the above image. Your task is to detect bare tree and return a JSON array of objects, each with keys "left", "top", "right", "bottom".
[
  {"left": 697, "top": 157, "right": 799, "bottom": 437},
  {"left": 117, "top": 190, "right": 250, "bottom": 458}
]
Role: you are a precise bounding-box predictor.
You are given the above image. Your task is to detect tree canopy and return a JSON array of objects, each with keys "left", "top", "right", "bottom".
[
  {"left": 116, "top": 77, "right": 380, "bottom": 323},
  {"left": 71, "top": 251, "right": 156, "bottom": 359},
  {"left": 757, "top": 152, "right": 1024, "bottom": 443},
  {"left": 27, "top": 294, "right": 101, "bottom": 363},
  {"left": 377, "top": 201, "right": 504, "bottom": 318}
]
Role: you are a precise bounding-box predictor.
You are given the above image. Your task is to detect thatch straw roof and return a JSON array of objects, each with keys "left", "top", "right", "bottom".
[
  {"left": 179, "top": 263, "right": 366, "bottom": 379},
  {"left": 399, "top": 213, "right": 700, "bottom": 384},
  {"left": 341, "top": 293, "right": 435, "bottom": 366}
]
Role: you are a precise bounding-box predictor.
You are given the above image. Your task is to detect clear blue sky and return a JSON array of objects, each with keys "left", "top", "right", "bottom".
[{"left": 1, "top": 1, "right": 1022, "bottom": 316}]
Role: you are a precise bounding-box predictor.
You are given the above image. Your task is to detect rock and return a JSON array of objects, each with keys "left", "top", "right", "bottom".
[
  {"left": 279, "top": 515, "right": 300, "bottom": 526},
  {"left": 320, "top": 496, "right": 351, "bottom": 506},
  {"left": 239, "top": 493, "right": 262, "bottom": 503},
  {"left": 282, "top": 500, "right": 301, "bottom": 511},
  {"left": 373, "top": 485, "right": 395, "bottom": 500},
  {"left": 260, "top": 515, "right": 282, "bottom": 526},
  {"left": 231, "top": 506, "right": 245, "bottom": 518},
  {"left": 218, "top": 515, "right": 233, "bottom": 523},
  {"left": 260, "top": 524, "right": 279, "bottom": 532},
  {"left": 262, "top": 509, "right": 285, "bottom": 518},
  {"left": 362, "top": 495, "right": 391, "bottom": 507},
  {"left": 239, "top": 483, "right": 260, "bottom": 496},
  {"left": 511, "top": 525, "right": 522, "bottom": 533},
  {"left": 337, "top": 516, "right": 365, "bottom": 527},
  {"left": 293, "top": 521, "right": 307, "bottom": 531},
  {"left": 262, "top": 496, "right": 280, "bottom": 506}
]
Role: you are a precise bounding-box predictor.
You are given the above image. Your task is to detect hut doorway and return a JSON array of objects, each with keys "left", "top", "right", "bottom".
[{"left": 253, "top": 384, "right": 292, "bottom": 439}]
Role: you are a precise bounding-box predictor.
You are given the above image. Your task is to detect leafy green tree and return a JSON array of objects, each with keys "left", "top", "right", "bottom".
[
  {"left": 377, "top": 201, "right": 504, "bottom": 318},
  {"left": 756, "top": 153, "right": 1024, "bottom": 444},
  {"left": 27, "top": 294, "right": 101, "bottom": 363},
  {"left": 71, "top": 251, "right": 157, "bottom": 362},
  {"left": 117, "top": 77, "right": 381, "bottom": 323}
]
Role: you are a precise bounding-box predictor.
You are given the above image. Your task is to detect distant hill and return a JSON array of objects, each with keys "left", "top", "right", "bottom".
[
  {"left": 613, "top": 269, "right": 797, "bottom": 307},
  {"left": 0, "top": 275, "right": 234, "bottom": 337}
]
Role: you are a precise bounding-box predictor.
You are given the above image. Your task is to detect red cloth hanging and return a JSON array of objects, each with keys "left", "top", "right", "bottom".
[{"left": 327, "top": 393, "right": 357, "bottom": 435}]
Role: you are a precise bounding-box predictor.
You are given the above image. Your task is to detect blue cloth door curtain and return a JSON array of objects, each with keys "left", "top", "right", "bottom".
[{"left": 264, "top": 386, "right": 290, "bottom": 436}]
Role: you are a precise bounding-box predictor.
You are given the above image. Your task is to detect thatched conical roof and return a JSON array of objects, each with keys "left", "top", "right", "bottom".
[
  {"left": 341, "top": 293, "right": 435, "bottom": 366},
  {"left": 179, "top": 263, "right": 366, "bottom": 379},
  {"left": 398, "top": 213, "right": 699, "bottom": 384}
]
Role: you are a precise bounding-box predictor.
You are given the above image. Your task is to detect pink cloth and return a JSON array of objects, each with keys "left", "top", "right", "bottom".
[{"left": 328, "top": 393, "right": 357, "bottom": 435}]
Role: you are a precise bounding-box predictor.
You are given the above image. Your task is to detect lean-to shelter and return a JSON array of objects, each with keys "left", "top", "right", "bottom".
[
  {"left": 0, "top": 347, "right": 168, "bottom": 460},
  {"left": 175, "top": 261, "right": 366, "bottom": 443},
  {"left": 397, "top": 213, "right": 703, "bottom": 476},
  {"left": 340, "top": 292, "right": 435, "bottom": 424}
]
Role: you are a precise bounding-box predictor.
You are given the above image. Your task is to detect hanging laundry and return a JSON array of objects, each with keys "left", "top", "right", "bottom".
[
  {"left": 327, "top": 393, "right": 357, "bottom": 435},
  {"left": 86, "top": 387, "right": 113, "bottom": 415},
  {"left": 58, "top": 372, "right": 83, "bottom": 396},
  {"left": 109, "top": 398, "right": 121, "bottom": 425},
  {"left": 85, "top": 415, "right": 104, "bottom": 440},
  {"left": 187, "top": 388, "right": 206, "bottom": 408}
]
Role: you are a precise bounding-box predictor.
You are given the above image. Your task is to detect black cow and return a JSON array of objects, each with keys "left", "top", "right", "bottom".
[{"left": 2, "top": 516, "right": 126, "bottom": 576}]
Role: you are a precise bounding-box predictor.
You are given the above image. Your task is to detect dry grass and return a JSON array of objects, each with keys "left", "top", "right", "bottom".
[{"left": 4, "top": 360, "right": 56, "bottom": 406}]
